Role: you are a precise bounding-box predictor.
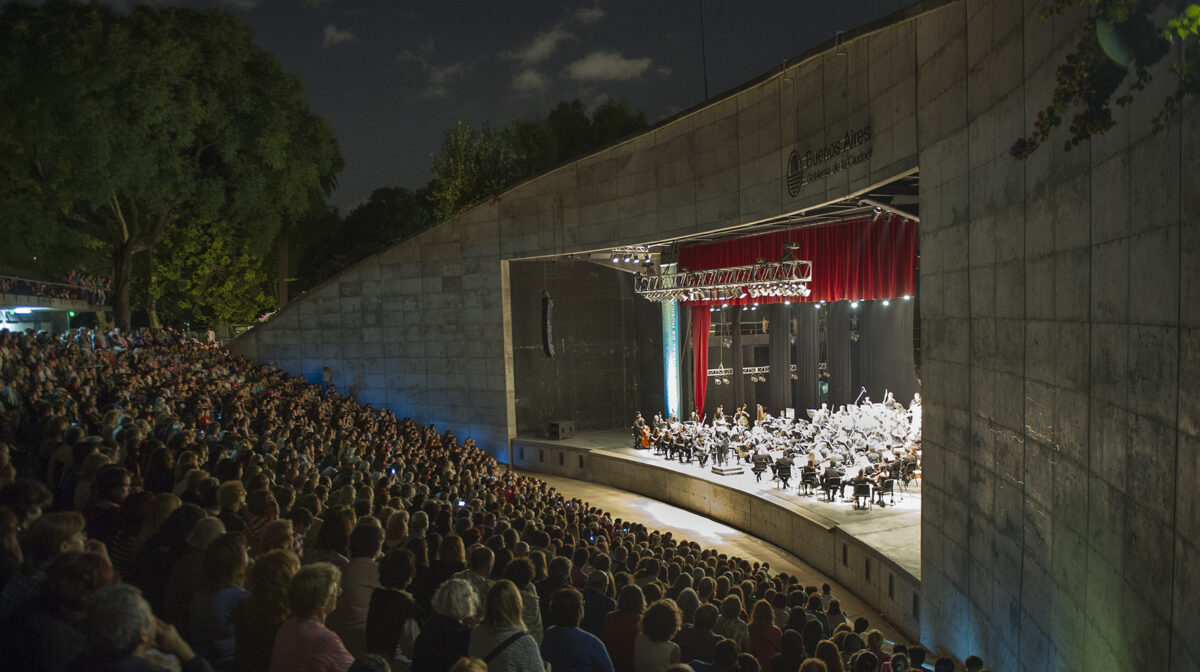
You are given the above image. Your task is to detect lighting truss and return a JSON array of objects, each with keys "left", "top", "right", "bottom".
[
  {"left": 634, "top": 259, "right": 813, "bottom": 303},
  {"left": 611, "top": 245, "right": 652, "bottom": 263}
]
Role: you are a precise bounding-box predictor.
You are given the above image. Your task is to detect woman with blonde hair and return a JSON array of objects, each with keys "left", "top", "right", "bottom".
[
  {"left": 269, "top": 562, "right": 354, "bottom": 672},
  {"left": 234, "top": 549, "right": 300, "bottom": 672},
  {"left": 748, "top": 599, "right": 782, "bottom": 669},
  {"left": 467, "top": 580, "right": 542, "bottom": 672},
  {"left": 412, "top": 578, "right": 478, "bottom": 672},
  {"left": 257, "top": 518, "right": 296, "bottom": 556}
]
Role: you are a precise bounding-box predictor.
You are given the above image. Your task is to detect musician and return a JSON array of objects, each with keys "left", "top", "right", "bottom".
[
  {"left": 632, "top": 412, "right": 646, "bottom": 448},
  {"left": 734, "top": 405, "right": 750, "bottom": 428},
  {"left": 714, "top": 431, "right": 731, "bottom": 466},
  {"left": 755, "top": 403, "right": 766, "bottom": 425},
  {"left": 689, "top": 409, "right": 701, "bottom": 423},
  {"left": 653, "top": 412, "right": 666, "bottom": 430},
  {"left": 715, "top": 405, "right": 726, "bottom": 423},
  {"left": 824, "top": 460, "right": 847, "bottom": 499},
  {"left": 750, "top": 447, "right": 772, "bottom": 483},
  {"left": 872, "top": 465, "right": 892, "bottom": 506},
  {"left": 774, "top": 453, "right": 794, "bottom": 488}
]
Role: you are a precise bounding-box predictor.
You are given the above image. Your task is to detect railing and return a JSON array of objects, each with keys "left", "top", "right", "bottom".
[{"left": 0, "top": 274, "right": 108, "bottom": 306}]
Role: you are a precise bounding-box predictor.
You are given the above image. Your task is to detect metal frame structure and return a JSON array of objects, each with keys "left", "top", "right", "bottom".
[{"left": 634, "top": 259, "right": 813, "bottom": 303}]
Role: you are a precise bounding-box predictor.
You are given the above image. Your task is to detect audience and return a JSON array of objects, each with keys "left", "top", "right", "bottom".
[{"left": 0, "top": 327, "right": 984, "bottom": 672}]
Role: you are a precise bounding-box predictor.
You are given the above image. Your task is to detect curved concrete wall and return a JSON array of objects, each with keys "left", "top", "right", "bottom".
[
  {"left": 231, "top": 1, "right": 1199, "bottom": 668},
  {"left": 510, "top": 439, "right": 923, "bottom": 642}
]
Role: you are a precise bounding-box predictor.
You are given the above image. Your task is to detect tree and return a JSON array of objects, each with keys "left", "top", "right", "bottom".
[
  {"left": 427, "top": 121, "right": 520, "bottom": 220},
  {"left": 0, "top": 3, "right": 342, "bottom": 328},
  {"left": 1011, "top": 1, "right": 1199, "bottom": 158}
]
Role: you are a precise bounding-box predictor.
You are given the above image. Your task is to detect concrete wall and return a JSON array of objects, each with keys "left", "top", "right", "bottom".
[
  {"left": 509, "top": 259, "right": 654, "bottom": 434},
  {"left": 915, "top": 2, "right": 1197, "bottom": 670},
  {"left": 230, "top": 1, "right": 1199, "bottom": 668}
]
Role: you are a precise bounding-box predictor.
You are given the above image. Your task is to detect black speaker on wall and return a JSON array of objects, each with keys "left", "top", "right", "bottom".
[{"left": 542, "top": 292, "right": 554, "bottom": 358}]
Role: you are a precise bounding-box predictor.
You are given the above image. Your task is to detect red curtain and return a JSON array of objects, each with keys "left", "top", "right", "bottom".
[
  {"left": 676, "top": 216, "right": 918, "bottom": 306},
  {"left": 691, "top": 305, "right": 710, "bottom": 417}
]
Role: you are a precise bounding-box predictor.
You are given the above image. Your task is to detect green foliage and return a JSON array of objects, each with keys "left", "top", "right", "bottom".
[
  {"left": 427, "top": 121, "right": 521, "bottom": 221},
  {"left": 425, "top": 98, "right": 647, "bottom": 221},
  {"left": 1012, "top": 1, "right": 1198, "bottom": 158},
  {"left": 0, "top": 2, "right": 342, "bottom": 327},
  {"left": 153, "top": 220, "right": 273, "bottom": 326}
]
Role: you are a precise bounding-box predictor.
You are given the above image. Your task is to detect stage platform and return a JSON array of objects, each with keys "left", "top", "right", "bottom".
[{"left": 509, "top": 429, "right": 923, "bottom": 640}]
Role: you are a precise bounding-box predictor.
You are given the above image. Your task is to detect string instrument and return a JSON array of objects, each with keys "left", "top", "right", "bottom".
[{"left": 640, "top": 426, "right": 651, "bottom": 448}]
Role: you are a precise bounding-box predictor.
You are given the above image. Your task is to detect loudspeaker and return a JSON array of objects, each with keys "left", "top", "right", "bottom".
[
  {"left": 541, "top": 292, "right": 554, "bottom": 358},
  {"left": 546, "top": 420, "right": 574, "bottom": 440}
]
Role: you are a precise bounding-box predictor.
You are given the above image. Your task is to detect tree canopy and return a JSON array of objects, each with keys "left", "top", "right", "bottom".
[{"left": 0, "top": 2, "right": 342, "bottom": 328}]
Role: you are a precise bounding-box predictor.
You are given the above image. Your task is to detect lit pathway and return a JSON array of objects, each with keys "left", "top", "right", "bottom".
[{"left": 519, "top": 470, "right": 912, "bottom": 646}]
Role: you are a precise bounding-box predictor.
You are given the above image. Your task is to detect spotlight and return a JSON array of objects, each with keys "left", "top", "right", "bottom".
[
  {"left": 784, "top": 300, "right": 791, "bottom": 305},
  {"left": 851, "top": 301, "right": 859, "bottom": 308},
  {"left": 883, "top": 300, "right": 890, "bottom": 306},
  {"left": 904, "top": 295, "right": 912, "bottom": 300},
  {"left": 751, "top": 304, "right": 757, "bottom": 310},
  {"left": 710, "top": 307, "right": 717, "bottom": 312},
  {"left": 624, "top": 255, "right": 631, "bottom": 262},
  {"left": 739, "top": 291, "right": 748, "bottom": 299},
  {"left": 612, "top": 255, "right": 619, "bottom": 262},
  {"left": 814, "top": 303, "right": 821, "bottom": 309},
  {"left": 722, "top": 303, "right": 728, "bottom": 308}
]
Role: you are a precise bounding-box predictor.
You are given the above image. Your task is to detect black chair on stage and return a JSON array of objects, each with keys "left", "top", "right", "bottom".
[
  {"left": 822, "top": 477, "right": 840, "bottom": 502},
  {"left": 800, "top": 470, "right": 818, "bottom": 495},
  {"left": 775, "top": 463, "right": 792, "bottom": 489},
  {"left": 853, "top": 482, "right": 873, "bottom": 510},
  {"left": 751, "top": 456, "right": 769, "bottom": 482},
  {"left": 879, "top": 478, "right": 896, "bottom": 505}
]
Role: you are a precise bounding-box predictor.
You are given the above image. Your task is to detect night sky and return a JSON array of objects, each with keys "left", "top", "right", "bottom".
[{"left": 17, "top": 0, "right": 917, "bottom": 210}]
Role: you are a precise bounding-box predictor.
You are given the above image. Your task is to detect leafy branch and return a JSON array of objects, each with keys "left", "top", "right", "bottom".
[{"left": 1011, "top": 1, "right": 1197, "bottom": 159}]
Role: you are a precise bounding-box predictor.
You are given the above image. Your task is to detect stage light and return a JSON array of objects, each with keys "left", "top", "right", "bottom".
[
  {"left": 903, "top": 294, "right": 912, "bottom": 300},
  {"left": 624, "top": 255, "right": 631, "bottom": 262},
  {"left": 722, "top": 303, "right": 728, "bottom": 308},
  {"left": 814, "top": 303, "right": 821, "bottom": 309},
  {"left": 13, "top": 307, "right": 32, "bottom": 314},
  {"left": 710, "top": 307, "right": 717, "bottom": 312},
  {"left": 784, "top": 300, "right": 791, "bottom": 305},
  {"left": 612, "top": 255, "right": 619, "bottom": 262},
  {"left": 851, "top": 301, "right": 859, "bottom": 308},
  {"left": 883, "top": 300, "right": 890, "bottom": 306},
  {"left": 739, "top": 291, "right": 748, "bottom": 299},
  {"left": 723, "top": 377, "right": 731, "bottom": 385}
]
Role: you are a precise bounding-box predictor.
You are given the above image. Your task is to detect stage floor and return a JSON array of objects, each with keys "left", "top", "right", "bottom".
[{"left": 514, "top": 429, "right": 921, "bottom": 578}]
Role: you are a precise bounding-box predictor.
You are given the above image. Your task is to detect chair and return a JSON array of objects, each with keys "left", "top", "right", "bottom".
[
  {"left": 880, "top": 478, "right": 896, "bottom": 504},
  {"left": 800, "top": 471, "right": 818, "bottom": 495},
  {"left": 775, "top": 464, "right": 792, "bottom": 489},
  {"left": 822, "top": 477, "right": 839, "bottom": 502},
  {"left": 852, "top": 482, "right": 872, "bottom": 510}
]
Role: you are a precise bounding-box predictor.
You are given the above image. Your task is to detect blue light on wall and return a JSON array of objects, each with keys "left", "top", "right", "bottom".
[{"left": 662, "top": 301, "right": 680, "bottom": 419}]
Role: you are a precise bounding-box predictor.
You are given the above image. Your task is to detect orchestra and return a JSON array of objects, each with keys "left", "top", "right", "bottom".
[{"left": 630, "top": 392, "right": 922, "bottom": 508}]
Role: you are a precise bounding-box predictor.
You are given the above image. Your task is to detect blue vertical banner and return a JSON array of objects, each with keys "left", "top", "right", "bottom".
[{"left": 661, "top": 300, "right": 680, "bottom": 419}]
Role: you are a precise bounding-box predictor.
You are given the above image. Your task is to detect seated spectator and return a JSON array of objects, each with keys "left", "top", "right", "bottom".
[
  {"left": 634, "top": 599, "right": 682, "bottom": 672},
  {"left": 164, "top": 516, "right": 226, "bottom": 636},
  {"left": 232, "top": 549, "right": 300, "bottom": 672},
  {"left": 691, "top": 638, "right": 740, "bottom": 672},
  {"left": 676, "top": 603, "right": 721, "bottom": 664},
  {"left": 540, "top": 586, "right": 614, "bottom": 672},
  {"left": 812, "top": 641, "right": 843, "bottom": 672},
  {"left": 76, "top": 583, "right": 211, "bottom": 672},
  {"left": 504, "top": 557, "right": 544, "bottom": 644},
  {"left": 467, "top": 580, "right": 541, "bottom": 672},
  {"left": 189, "top": 532, "right": 250, "bottom": 670},
  {"left": 604, "top": 583, "right": 646, "bottom": 672},
  {"left": 412, "top": 578, "right": 477, "bottom": 672},
  {"left": 328, "top": 524, "right": 384, "bottom": 656},
  {"left": 748, "top": 599, "right": 782, "bottom": 669},
  {"left": 81, "top": 465, "right": 131, "bottom": 547},
  {"left": 768, "top": 630, "right": 805, "bottom": 672},
  {"left": 365, "top": 549, "right": 423, "bottom": 670},
  {"left": 216, "top": 482, "right": 246, "bottom": 533},
  {"left": 713, "top": 595, "right": 751, "bottom": 653},
  {"left": 0, "top": 550, "right": 119, "bottom": 672},
  {"left": 453, "top": 544, "right": 495, "bottom": 607},
  {"left": 268, "top": 562, "right": 354, "bottom": 672},
  {"left": 580, "top": 568, "right": 616, "bottom": 637}
]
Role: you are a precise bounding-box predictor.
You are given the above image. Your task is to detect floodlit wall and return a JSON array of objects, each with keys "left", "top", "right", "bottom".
[{"left": 230, "top": 1, "right": 1199, "bottom": 668}]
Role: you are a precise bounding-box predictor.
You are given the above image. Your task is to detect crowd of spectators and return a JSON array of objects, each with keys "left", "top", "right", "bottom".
[
  {"left": 0, "top": 271, "right": 110, "bottom": 305},
  {"left": 0, "top": 326, "right": 988, "bottom": 672}
]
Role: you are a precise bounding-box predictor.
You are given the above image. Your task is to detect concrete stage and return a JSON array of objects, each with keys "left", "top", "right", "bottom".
[{"left": 509, "top": 429, "right": 923, "bottom": 640}]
